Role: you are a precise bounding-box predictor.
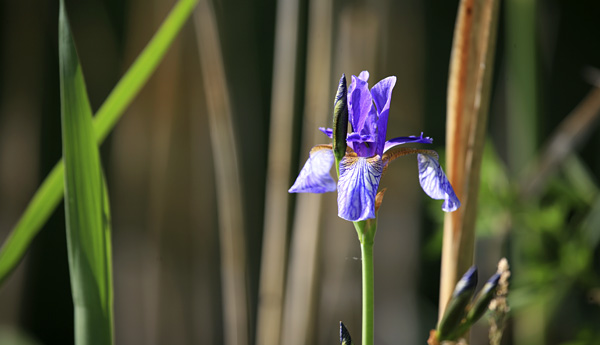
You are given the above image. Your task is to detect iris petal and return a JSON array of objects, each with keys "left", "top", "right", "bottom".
[
  {"left": 319, "top": 127, "right": 333, "bottom": 138},
  {"left": 383, "top": 133, "right": 433, "bottom": 153},
  {"left": 289, "top": 146, "right": 336, "bottom": 193},
  {"left": 370, "top": 76, "right": 397, "bottom": 155},
  {"left": 417, "top": 153, "right": 460, "bottom": 212},
  {"left": 348, "top": 75, "right": 373, "bottom": 133},
  {"left": 358, "top": 70, "right": 369, "bottom": 82},
  {"left": 347, "top": 133, "right": 375, "bottom": 143},
  {"left": 337, "top": 155, "right": 383, "bottom": 221}
]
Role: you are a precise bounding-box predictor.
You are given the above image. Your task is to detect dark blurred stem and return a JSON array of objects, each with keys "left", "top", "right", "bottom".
[
  {"left": 506, "top": 0, "right": 538, "bottom": 176},
  {"left": 505, "top": 0, "right": 542, "bottom": 344}
]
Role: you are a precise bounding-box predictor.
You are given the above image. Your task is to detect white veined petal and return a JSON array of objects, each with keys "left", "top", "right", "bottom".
[
  {"left": 337, "top": 156, "right": 383, "bottom": 221},
  {"left": 417, "top": 153, "right": 460, "bottom": 212},
  {"left": 289, "top": 146, "right": 336, "bottom": 193}
]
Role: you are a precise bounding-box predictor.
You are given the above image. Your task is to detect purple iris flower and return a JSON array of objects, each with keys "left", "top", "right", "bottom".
[{"left": 289, "top": 71, "right": 460, "bottom": 221}]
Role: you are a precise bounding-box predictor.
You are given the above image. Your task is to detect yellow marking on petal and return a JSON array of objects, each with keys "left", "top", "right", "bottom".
[
  {"left": 310, "top": 144, "right": 333, "bottom": 154},
  {"left": 341, "top": 155, "right": 359, "bottom": 167}
]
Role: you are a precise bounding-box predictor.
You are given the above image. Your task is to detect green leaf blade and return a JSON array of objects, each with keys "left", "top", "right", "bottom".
[
  {"left": 0, "top": 0, "right": 198, "bottom": 286},
  {"left": 59, "top": 1, "right": 113, "bottom": 343},
  {"left": 0, "top": 162, "right": 64, "bottom": 286}
]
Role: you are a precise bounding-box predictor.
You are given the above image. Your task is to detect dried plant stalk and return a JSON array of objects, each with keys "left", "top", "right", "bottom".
[
  {"left": 439, "top": 0, "right": 500, "bottom": 320},
  {"left": 194, "top": 2, "right": 249, "bottom": 345},
  {"left": 279, "top": 0, "right": 334, "bottom": 343},
  {"left": 255, "top": 0, "right": 302, "bottom": 343}
]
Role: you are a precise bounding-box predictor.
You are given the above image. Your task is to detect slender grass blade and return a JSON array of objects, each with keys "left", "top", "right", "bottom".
[
  {"left": 0, "top": 0, "right": 198, "bottom": 286},
  {"left": 59, "top": 1, "right": 114, "bottom": 343}
]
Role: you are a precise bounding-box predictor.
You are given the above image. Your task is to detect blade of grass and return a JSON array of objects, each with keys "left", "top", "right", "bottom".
[
  {"left": 439, "top": 0, "right": 500, "bottom": 321},
  {"left": 0, "top": 0, "right": 198, "bottom": 286},
  {"left": 59, "top": 1, "right": 114, "bottom": 342},
  {"left": 193, "top": 2, "right": 249, "bottom": 345}
]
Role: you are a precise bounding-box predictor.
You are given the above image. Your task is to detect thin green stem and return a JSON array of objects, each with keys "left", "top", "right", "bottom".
[
  {"left": 360, "top": 240, "right": 374, "bottom": 345},
  {"left": 354, "top": 218, "right": 376, "bottom": 345}
]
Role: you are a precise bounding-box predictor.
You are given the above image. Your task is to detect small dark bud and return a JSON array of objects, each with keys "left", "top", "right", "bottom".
[
  {"left": 453, "top": 266, "right": 478, "bottom": 298},
  {"left": 340, "top": 321, "right": 352, "bottom": 345},
  {"left": 466, "top": 273, "right": 501, "bottom": 324},
  {"left": 437, "top": 266, "right": 478, "bottom": 340},
  {"left": 333, "top": 74, "right": 348, "bottom": 168}
]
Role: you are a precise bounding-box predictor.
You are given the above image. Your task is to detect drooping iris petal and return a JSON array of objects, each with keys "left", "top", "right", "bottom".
[
  {"left": 383, "top": 133, "right": 433, "bottom": 153},
  {"left": 289, "top": 146, "right": 336, "bottom": 193},
  {"left": 370, "top": 76, "right": 397, "bottom": 155},
  {"left": 337, "top": 155, "right": 383, "bottom": 221},
  {"left": 417, "top": 153, "right": 460, "bottom": 212}
]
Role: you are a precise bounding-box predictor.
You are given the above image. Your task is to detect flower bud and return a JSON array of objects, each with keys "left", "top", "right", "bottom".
[
  {"left": 437, "top": 266, "right": 478, "bottom": 340},
  {"left": 333, "top": 74, "right": 348, "bottom": 173},
  {"left": 340, "top": 321, "right": 352, "bottom": 345},
  {"left": 466, "top": 273, "right": 500, "bottom": 324}
]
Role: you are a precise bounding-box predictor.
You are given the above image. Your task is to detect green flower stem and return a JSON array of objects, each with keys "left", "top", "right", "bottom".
[
  {"left": 354, "top": 218, "right": 377, "bottom": 345},
  {"left": 360, "top": 240, "right": 374, "bottom": 345}
]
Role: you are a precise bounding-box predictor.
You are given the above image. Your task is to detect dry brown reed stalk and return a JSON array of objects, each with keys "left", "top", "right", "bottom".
[
  {"left": 149, "top": 1, "right": 184, "bottom": 342},
  {"left": 279, "top": 0, "right": 334, "bottom": 344},
  {"left": 188, "top": 38, "right": 218, "bottom": 345},
  {"left": 193, "top": 2, "right": 249, "bottom": 345},
  {"left": 255, "top": 0, "right": 303, "bottom": 343},
  {"left": 439, "top": 0, "right": 500, "bottom": 322}
]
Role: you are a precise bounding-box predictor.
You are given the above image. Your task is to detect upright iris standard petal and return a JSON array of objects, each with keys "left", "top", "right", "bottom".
[
  {"left": 289, "top": 146, "right": 336, "bottom": 193},
  {"left": 348, "top": 75, "right": 374, "bottom": 134},
  {"left": 337, "top": 155, "right": 383, "bottom": 221},
  {"left": 417, "top": 153, "right": 461, "bottom": 212},
  {"left": 358, "top": 70, "right": 369, "bottom": 82},
  {"left": 347, "top": 74, "right": 378, "bottom": 157},
  {"left": 370, "top": 76, "right": 396, "bottom": 155}
]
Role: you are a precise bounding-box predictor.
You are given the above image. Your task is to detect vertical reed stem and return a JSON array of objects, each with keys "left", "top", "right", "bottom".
[
  {"left": 194, "top": 2, "right": 249, "bottom": 344},
  {"left": 439, "top": 0, "right": 500, "bottom": 322}
]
